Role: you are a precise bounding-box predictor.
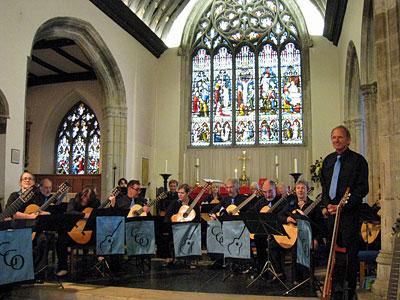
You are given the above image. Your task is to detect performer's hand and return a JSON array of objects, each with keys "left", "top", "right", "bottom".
[
  {"left": 287, "top": 216, "right": 296, "bottom": 224},
  {"left": 321, "top": 207, "right": 328, "bottom": 218},
  {"left": 4, "top": 217, "right": 12, "bottom": 221},
  {"left": 84, "top": 213, "right": 90, "bottom": 219},
  {"left": 143, "top": 205, "right": 150, "bottom": 213},
  {"left": 109, "top": 196, "right": 116, "bottom": 207},
  {"left": 209, "top": 214, "right": 216, "bottom": 221},
  {"left": 39, "top": 210, "right": 51, "bottom": 215},
  {"left": 327, "top": 204, "right": 338, "bottom": 215},
  {"left": 27, "top": 212, "right": 39, "bottom": 219}
]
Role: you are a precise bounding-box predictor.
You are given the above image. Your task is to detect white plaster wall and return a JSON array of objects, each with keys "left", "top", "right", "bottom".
[
  {"left": 152, "top": 48, "right": 181, "bottom": 191},
  {"left": 309, "top": 36, "right": 341, "bottom": 161},
  {"left": 0, "top": 0, "right": 158, "bottom": 198}
]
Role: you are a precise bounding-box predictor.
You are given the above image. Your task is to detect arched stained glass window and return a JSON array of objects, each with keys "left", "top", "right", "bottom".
[
  {"left": 190, "top": 0, "right": 303, "bottom": 146},
  {"left": 56, "top": 101, "right": 100, "bottom": 174}
]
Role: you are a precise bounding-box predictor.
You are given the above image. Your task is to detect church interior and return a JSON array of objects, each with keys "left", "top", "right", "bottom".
[{"left": 0, "top": 0, "right": 399, "bottom": 299}]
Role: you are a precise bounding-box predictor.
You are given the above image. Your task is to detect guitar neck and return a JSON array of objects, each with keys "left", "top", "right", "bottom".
[
  {"left": 0, "top": 189, "right": 35, "bottom": 220},
  {"left": 186, "top": 185, "right": 209, "bottom": 215},
  {"left": 232, "top": 192, "right": 258, "bottom": 215},
  {"left": 269, "top": 190, "right": 293, "bottom": 213},
  {"left": 99, "top": 187, "right": 121, "bottom": 209},
  {"left": 387, "top": 233, "right": 400, "bottom": 299},
  {"left": 302, "top": 194, "right": 322, "bottom": 216},
  {"left": 39, "top": 189, "right": 64, "bottom": 211},
  {"left": 147, "top": 192, "right": 166, "bottom": 208}
]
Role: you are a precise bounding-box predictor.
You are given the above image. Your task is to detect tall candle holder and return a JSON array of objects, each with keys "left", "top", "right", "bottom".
[
  {"left": 195, "top": 162, "right": 200, "bottom": 186},
  {"left": 289, "top": 172, "right": 302, "bottom": 185},
  {"left": 159, "top": 173, "right": 171, "bottom": 192}
]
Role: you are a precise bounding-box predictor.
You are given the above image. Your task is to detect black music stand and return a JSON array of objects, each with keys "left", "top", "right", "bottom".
[{"left": 242, "top": 212, "right": 289, "bottom": 290}]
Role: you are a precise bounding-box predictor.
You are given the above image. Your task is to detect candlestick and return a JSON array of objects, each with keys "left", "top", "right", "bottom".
[
  {"left": 159, "top": 173, "right": 172, "bottom": 193},
  {"left": 195, "top": 159, "right": 200, "bottom": 186},
  {"left": 294, "top": 158, "right": 298, "bottom": 173}
]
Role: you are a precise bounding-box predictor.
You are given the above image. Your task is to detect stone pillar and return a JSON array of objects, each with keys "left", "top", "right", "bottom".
[
  {"left": 371, "top": 1, "right": 400, "bottom": 298},
  {"left": 343, "top": 118, "right": 364, "bottom": 154},
  {"left": 101, "top": 105, "right": 127, "bottom": 199},
  {"left": 361, "top": 82, "right": 379, "bottom": 205}
]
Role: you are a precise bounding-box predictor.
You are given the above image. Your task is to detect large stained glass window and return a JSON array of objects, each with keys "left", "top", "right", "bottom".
[
  {"left": 56, "top": 101, "right": 100, "bottom": 174},
  {"left": 190, "top": 0, "right": 303, "bottom": 146}
]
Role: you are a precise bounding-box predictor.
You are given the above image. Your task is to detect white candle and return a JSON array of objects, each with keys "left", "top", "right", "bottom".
[
  {"left": 234, "top": 168, "right": 238, "bottom": 178},
  {"left": 196, "top": 158, "right": 200, "bottom": 165},
  {"left": 165, "top": 160, "right": 168, "bottom": 173},
  {"left": 294, "top": 158, "right": 298, "bottom": 173},
  {"left": 275, "top": 155, "right": 278, "bottom": 164}
]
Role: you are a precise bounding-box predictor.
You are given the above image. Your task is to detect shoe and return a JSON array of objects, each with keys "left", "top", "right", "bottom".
[
  {"left": 267, "top": 273, "right": 286, "bottom": 284},
  {"left": 242, "top": 266, "right": 253, "bottom": 274},
  {"left": 56, "top": 269, "right": 68, "bottom": 277}
]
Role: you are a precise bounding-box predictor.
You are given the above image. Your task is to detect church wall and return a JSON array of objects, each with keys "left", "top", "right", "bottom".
[
  {"left": 152, "top": 48, "right": 182, "bottom": 189},
  {"left": 26, "top": 81, "right": 103, "bottom": 174},
  {"left": 0, "top": 0, "right": 158, "bottom": 198}
]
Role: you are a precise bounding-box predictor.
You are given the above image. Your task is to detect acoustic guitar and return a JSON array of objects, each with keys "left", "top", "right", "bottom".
[
  {"left": 386, "top": 216, "right": 400, "bottom": 300},
  {"left": 68, "top": 186, "right": 121, "bottom": 244},
  {"left": 171, "top": 181, "right": 212, "bottom": 222},
  {"left": 249, "top": 188, "right": 295, "bottom": 239},
  {"left": 25, "top": 181, "right": 71, "bottom": 240},
  {"left": 273, "top": 193, "right": 322, "bottom": 249},
  {"left": 321, "top": 188, "right": 350, "bottom": 300},
  {"left": 0, "top": 187, "right": 36, "bottom": 221},
  {"left": 217, "top": 189, "right": 263, "bottom": 216},
  {"left": 361, "top": 221, "right": 381, "bottom": 244},
  {"left": 128, "top": 192, "right": 167, "bottom": 218}
]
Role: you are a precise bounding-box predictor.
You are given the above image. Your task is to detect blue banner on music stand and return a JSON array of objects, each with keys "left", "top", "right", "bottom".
[
  {"left": 172, "top": 223, "right": 201, "bottom": 257},
  {"left": 223, "top": 220, "right": 250, "bottom": 259},
  {"left": 297, "top": 219, "right": 312, "bottom": 268},
  {"left": 96, "top": 216, "right": 125, "bottom": 255},
  {"left": 207, "top": 220, "right": 224, "bottom": 254},
  {"left": 126, "top": 220, "right": 155, "bottom": 256},
  {"left": 0, "top": 228, "right": 34, "bottom": 285}
]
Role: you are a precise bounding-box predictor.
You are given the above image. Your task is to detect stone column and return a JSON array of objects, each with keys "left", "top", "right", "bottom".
[
  {"left": 343, "top": 118, "right": 364, "bottom": 154},
  {"left": 361, "top": 82, "right": 379, "bottom": 205},
  {"left": 371, "top": 2, "right": 400, "bottom": 298},
  {"left": 101, "top": 105, "right": 127, "bottom": 199}
]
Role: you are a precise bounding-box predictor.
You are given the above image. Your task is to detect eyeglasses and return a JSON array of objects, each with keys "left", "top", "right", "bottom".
[
  {"left": 130, "top": 187, "right": 141, "bottom": 192},
  {"left": 22, "top": 177, "right": 34, "bottom": 181}
]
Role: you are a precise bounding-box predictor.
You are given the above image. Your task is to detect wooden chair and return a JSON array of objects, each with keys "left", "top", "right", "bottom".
[{"left": 358, "top": 250, "right": 379, "bottom": 288}]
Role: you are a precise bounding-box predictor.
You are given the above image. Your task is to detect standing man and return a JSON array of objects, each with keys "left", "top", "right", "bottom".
[
  {"left": 321, "top": 125, "right": 369, "bottom": 300},
  {"left": 159, "top": 179, "right": 179, "bottom": 215}
]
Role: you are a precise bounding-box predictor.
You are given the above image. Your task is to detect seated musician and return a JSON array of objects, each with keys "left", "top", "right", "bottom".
[
  {"left": 159, "top": 179, "right": 179, "bottom": 215},
  {"left": 250, "top": 182, "right": 263, "bottom": 201},
  {"left": 116, "top": 177, "right": 128, "bottom": 199},
  {"left": 110, "top": 180, "right": 149, "bottom": 213},
  {"left": 201, "top": 182, "right": 221, "bottom": 204},
  {"left": 6, "top": 172, "right": 49, "bottom": 219},
  {"left": 285, "top": 179, "right": 325, "bottom": 285},
  {"left": 248, "top": 180, "right": 288, "bottom": 279},
  {"left": 162, "top": 184, "right": 200, "bottom": 267},
  {"left": 37, "top": 178, "right": 53, "bottom": 204},
  {"left": 276, "top": 182, "right": 288, "bottom": 197},
  {"left": 56, "top": 186, "right": 100, "bottom": 276},
  {"left": 209, "top": 178, "right": 248, "bottom": 219}
]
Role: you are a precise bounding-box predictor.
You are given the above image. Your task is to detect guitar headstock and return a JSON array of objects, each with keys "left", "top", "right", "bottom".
[
  {"left": 255, "top": 189, "right": 264, "bottom": 197},
  {"left": 159, "top": 192, "right": 167, "bottom": 199},
  {"left": 21, "top": 186, "right": 36, "bottom": 203},
  {"left": 59, "top": 181, "right": 71, "bottom": 193},
  {"left": 339, "top": 187, "right": 351, "bottom": 207},
  {"left": 111, "top": 186, "right": 121, "bottom": 197}
]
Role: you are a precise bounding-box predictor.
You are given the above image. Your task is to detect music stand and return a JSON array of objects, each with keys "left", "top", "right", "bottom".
[
  {"left": 242, "top": 212, "right": 289, "bottom": 290},
  {"left": 216, "top": 214, "right": 251, "bottom": 281}
]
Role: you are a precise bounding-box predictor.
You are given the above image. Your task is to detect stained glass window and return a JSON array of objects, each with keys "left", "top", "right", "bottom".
[
  {"left": 56, "top": 102, "right": 100, "bottom": 174},
  {"left": 190, "top": 0, "right": 303, "bottom": 146}
]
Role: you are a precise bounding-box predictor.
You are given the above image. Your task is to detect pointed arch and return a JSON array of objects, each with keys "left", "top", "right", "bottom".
[
  {"left": 344, "top": 41, "right": 365, "bottom": 156},
  {"left": 31, "top": 17, "right": 127, "bottom": 196}
]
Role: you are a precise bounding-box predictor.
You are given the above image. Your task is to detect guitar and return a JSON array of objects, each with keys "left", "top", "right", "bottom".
[
  {"left": 25, "top": 181, "right": 71, "bottom": 239},
  {"left": 179, "top": 224, "right": 199, "bottom": 255},
  {"left": 387, "top": 216, "right": 400, "bottom": 300},
  {"left": 321, "top": 187, "right": 350, "bottom": 300},
  {"left": 361, "top": 221, "right": 381, "bottom": 244},
  {"left": 171, "top": 181, "right": 213, "bottom": 222},
  {"left": 127, "top": 192, "right": 167, "bottom": 218},
  {"left": 218, "top": 189, "right": 263, "bottom": 216},
  {"left": 68, "top": 186, "right": 121, "bottom": 244},
  {"left": 273, "top": 193, "right": 322, "bottom": 249},
  {"left": 249, "top": 188, "right": 295, "bottom": 239},
  {"left": 0, "top": 187, "right": 36, "bottom": 221}
]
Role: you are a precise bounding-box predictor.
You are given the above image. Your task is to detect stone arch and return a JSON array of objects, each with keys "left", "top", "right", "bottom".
[
  {"left": 31, "top": 17, "right": 127, "bottom": 197},
  {"left": 343, "top": 41, "right": 365, "bottom": 156}
]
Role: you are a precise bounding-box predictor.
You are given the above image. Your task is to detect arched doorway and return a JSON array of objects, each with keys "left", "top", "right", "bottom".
[{"left": 0, "top": 89, "right": 10, "bottom": 208}]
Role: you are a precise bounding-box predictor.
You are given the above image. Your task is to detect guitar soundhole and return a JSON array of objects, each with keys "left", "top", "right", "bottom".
[{"left": 183, "top": 213, "right": 188, "bottom": 218}]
